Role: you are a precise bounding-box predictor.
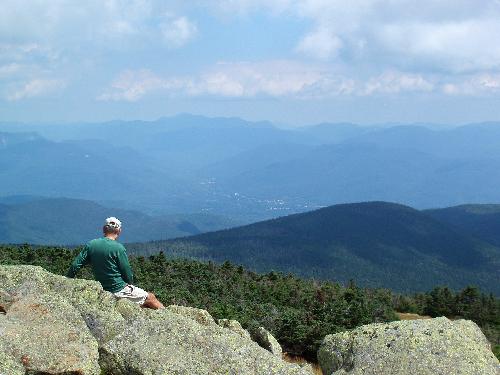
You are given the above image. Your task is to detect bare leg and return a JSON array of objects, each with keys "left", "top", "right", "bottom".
[{"left": 141, "top": 292, "right": 165, "bottom": 309}]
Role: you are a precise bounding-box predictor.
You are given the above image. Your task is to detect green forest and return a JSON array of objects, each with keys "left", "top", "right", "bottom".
[
  {"left": 0, "top": 244, "right": 498, "bottom": 361},
  {"left": 127, "top": 202, "right": 500, "bottom": 295}
]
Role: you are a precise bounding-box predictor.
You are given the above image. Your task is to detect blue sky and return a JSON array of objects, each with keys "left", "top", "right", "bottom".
[{"left": 2, "top": 0, "right": 500, "bottom": 126}]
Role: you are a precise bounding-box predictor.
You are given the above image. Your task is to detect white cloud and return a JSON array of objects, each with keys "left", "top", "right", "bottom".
[
  {"left": 0, "top": 1, "right": 193, "bottom": 64},
  {"left": 364, "top": 71, "right": 434, "bottom": 95},
  {"left": 102, "top": 0, "right": 154, "bottom": 36},
  {"left": 98, "top": 63, "right": 444, "bottom": 101},
  {"left": 478, "top": 75, "right": 500, "bottom": 90},
  {"left": 442, "top": 74, "right": 500, "bottom": 95},
  {"left": 295, "top": 28, "right": 343, "bottom": 60},
  {"left": 5, "top": 0, "right": 500, "bottom": 106},
  {"left": 0, "top": 0, "right": 155, "bottom": 43},
  {"left": 377, "top": 19, "right": 500, "bottom": 72},
  {"left": 98, "top": 69, "right": 171, "bottom": 101},
  {"left": 190, "top": 63, "right": 438, "bottom": 98},
  {"left": 6, "top": 79, "right": 66, "bottom": 101},
  {"left": 206, "top": 0, "right": 500, "bottom": 73},
  {"left": 98, "top": 62, "right": 341, "bottom": 100},
  {"left": 0, "top": 2, "right": 195, "bottom": 101},
  {"left": 191, "top": 61, "right": 328, "bottom": 97},
  {"left": 161, "top": 16, "right": 198, "bottom": 48}
]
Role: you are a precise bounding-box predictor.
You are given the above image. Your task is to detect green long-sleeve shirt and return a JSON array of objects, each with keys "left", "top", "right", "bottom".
[{"left": 67, "top": 237, "right": 133, "bottom": 293}]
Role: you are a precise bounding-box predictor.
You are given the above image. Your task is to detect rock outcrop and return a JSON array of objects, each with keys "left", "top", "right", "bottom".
[
  {"left": 0, "top": 265, "right": 309, "bottom": 375},
  {"left": 318, "top": 317, "right": 500, "bottom": 375},
  {"left": 218, "top": 318, "right": 252, "bottom": 340},
  {"left": 250, "top": 326, "right": 283, "bottom": 357},
  {"left": 166, "top": 304, "right": 217, "bottom": 326}
]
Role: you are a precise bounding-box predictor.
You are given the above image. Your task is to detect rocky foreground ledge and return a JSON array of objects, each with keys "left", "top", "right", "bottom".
[
  {"left": 0, "top": 265, "right": 498, "bottom": 375},
  {"left": 0, "top": 265, "right": 309, "bottom": 375},
  {"left": 318, "top": 313, "right": 499, "bottom": 375}
]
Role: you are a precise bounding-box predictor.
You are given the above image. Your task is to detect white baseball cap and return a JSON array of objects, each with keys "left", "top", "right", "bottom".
[{"left": 105, "top": 217, "right": 122, "bottom": 229}]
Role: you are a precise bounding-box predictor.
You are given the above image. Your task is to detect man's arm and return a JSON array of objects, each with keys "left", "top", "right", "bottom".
[
  {"left": 117, "top": 245, "right": 134, "bottom": 284},
  {"left": 66, "top": 245, "right": 90, "bottom": 278}
]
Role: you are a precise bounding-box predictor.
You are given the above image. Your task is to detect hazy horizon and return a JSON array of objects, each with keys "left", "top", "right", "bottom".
[{"left": 2, "top": 112, "right": 499, "bottom": 129}]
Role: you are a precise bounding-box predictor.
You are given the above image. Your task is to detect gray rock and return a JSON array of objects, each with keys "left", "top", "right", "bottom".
[
  {"left": 318, "top": 317, "right": 500, "bottom": 375},
  {"left": 250, "top": 326, "right": 283, "bottom": 357},
  {"left": 218, "top": 318, "right": 252, "bottom": 340},
  {"left": 100, "top": 309, "right": 308, "bottom": 375},
  {"left": 114, "top": 296, "right": 144, "bottom": 321},
  {"left": 0, "top": 264, "right": 126, "bottom": 344},
  {"left": 0, "top": 288, "right": 14, "bottom": 313},
  {"left": 0, "top": 342, "right": 24, "bottom": 375},
  {"left": 0, "top": 265, "right": 309, "bottom": 375},
  {"left": 0, "top": 291, "right": 100, "bottom": 374},
  {"left": 167, "top": 304, "right": 217, "bottom": 326},
  {"left": 295, "top": 361, "right": 315, "bottom": 375}
]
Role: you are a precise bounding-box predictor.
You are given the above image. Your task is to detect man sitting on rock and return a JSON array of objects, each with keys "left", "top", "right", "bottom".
[{"left": 67, "top": 217, "right": 164, "bottom": 309}]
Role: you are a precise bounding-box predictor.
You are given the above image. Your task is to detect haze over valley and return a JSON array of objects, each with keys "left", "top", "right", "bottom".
[{"left": 3, "top": 115, "right": 500, "bottom": 222}]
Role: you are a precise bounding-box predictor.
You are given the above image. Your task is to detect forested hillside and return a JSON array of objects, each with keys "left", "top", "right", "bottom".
[
  {"left": 129, "top": 202, "right": 500, "bottom": 294},
  {"left": 0, "top": 197, "right": 238, "bottom": 244},
  {"left": 426, "top": 204, "right": 500, "bottom": 246},
  {"left": 1, "top": 245, "right": 498, "bottom": 361}
]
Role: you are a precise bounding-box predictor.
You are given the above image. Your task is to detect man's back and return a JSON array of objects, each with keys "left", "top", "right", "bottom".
[
  {"left": 67, "top": 217, "right": 163, "bottom": 309},
  {"left": 67, "top": 237, "right": 133, "bottom": 293}
]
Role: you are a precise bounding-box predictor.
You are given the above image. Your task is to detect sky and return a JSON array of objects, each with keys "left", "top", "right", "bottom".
[{"left": 2, "top": 0, "right": 500, "bottom": 126}]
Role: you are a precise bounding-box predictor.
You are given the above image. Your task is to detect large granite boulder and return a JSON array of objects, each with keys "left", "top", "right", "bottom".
[
  {"left": 318, "top": 317, "right": 500, "bottom": 375},
  {"left": 0, "top": 268, "right": 102, "bottom": 374},
  {"left": 99, "top": 310, "right": 304, "bottom": 374},
  {"left": 0, "top": 265, "right": 309, "bottom": 375},
  {"left": 0, "top": 263, "right": 126, "bottom": 345}
]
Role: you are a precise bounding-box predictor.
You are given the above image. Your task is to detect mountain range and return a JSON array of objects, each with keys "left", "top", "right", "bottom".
[
  {"left": 129, "top": 201, "right": 500, "bottom": 294},
  {"left": 3, "top": 115, "right": 500, "bottom": 220}
]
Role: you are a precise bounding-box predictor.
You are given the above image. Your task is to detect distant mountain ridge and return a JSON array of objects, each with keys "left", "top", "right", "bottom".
[
  {"left": 0, "top": 197, "right": 239, "bottom": 245},
  {"left": 129, "top": 201, "right": 500, "bottom": 294},
  {"left": 0, "top": 131, "right": 43, "bottom": 147},
  {"left": 3, "top": 115, "right": 500, "bottom": 218}
]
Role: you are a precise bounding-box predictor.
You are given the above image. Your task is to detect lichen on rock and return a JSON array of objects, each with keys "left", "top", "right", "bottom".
[
  {"left": 318, "top": 317, "right": 500, "bottom": 375},
  {"left": 0, "top": 268, "right": 101, "bottom": 375},
  {"left": 166, "top": 304, "right": 217, "bottom": 326},
  {"left": 217, "top": 318, "right": 252, "bottom": 340},
  {"left": 0, "top": 265, "right": 309, "bottom": 375},
  {"left": 0, "top": 342, "right": 25, "bottom": 375},
  {"left": 99, "top": 309, "right": 307, "bottom": 375},
  {"left": 250, "top": 326, "right": 283, "bottom": 357}
]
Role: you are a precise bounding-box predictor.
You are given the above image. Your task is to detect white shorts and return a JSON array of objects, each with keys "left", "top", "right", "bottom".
[{"left": 113, "top": 284, "right": 149, "bottom": 305}]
